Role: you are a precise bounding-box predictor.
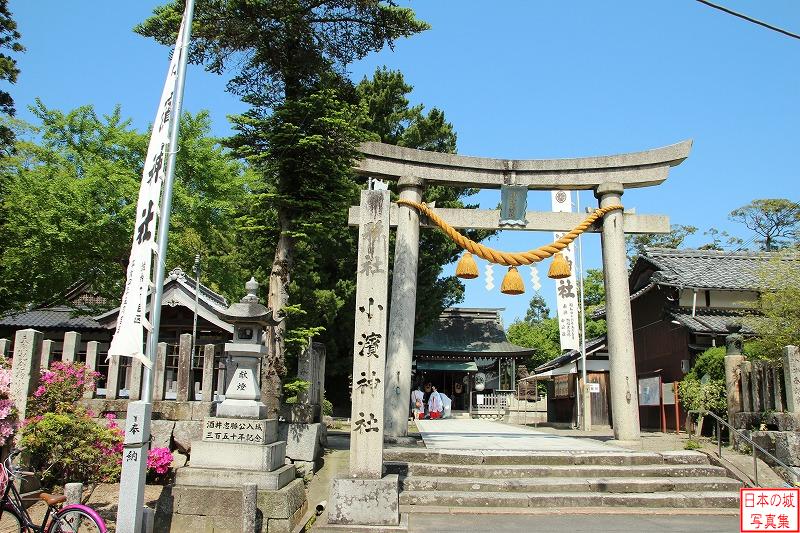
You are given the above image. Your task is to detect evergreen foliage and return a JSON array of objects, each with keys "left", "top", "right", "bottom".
[{"left": 0, "top": 0, "right": 22, "bottom": 150}]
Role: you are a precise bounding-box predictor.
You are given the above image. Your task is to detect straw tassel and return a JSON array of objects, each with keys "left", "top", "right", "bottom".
[
  {"left": 456, "top": 252, "right": 479, "bottom": 279},
  {"left": 500, "top": 266, "right": 525, "bottom": 295},
  {"left": 548, "top": 252, "right": 571, "bottom": 279}
]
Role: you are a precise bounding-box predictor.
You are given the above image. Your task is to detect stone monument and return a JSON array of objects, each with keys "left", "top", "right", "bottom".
[
  {"left": 157, "top": 279, "right": 307, "bottom": 532},
  {"left": 327, "top": 189, "right": 400, "bottom": 527}
]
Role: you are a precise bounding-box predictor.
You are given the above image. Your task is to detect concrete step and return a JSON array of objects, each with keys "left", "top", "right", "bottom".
[
  {"left": 399, "top": 490, "right": 740, "bottom": 509},
  {"left": 400, "top": 475, "right": 742, "bottom": 493},
  {"left": 383, "top": 449, "right": 708, "bottom": 466},
  {"left": 387, "top": 462, "right": 730, "bottom": 479}
]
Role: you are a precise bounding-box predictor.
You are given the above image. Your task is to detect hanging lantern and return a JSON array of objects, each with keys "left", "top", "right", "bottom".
[
  {"left": 455, "top": 252, "right": 479, "bottom": 279},
  {"left": 500, "top": 266, "right": 525, "bottom": 295},
  {"left": 547, "top": 252, "right": 571, "bottom": 279}
]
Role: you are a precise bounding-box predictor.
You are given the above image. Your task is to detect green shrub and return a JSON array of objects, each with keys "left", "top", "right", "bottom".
[
  {"left": 19, "top": 411, "right": 122, "bottom": 487},
  {"left": 684, "top": 438, "right": 701, "bottom": 450},
  {"left": 282, "top": 378, "right": 310, "bottom": 402},
  {"left": 688, "top": 347, "right": 726, "bottom": 382},
  {"left": 322, "top": 398, "right": 333, "bottom": 417},
  {"left": 678, "top": 377, "right": 727, "bottom": 417}
]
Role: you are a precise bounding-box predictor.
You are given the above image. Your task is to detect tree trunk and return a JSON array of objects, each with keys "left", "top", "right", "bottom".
[{"left": 262, "top": 212, "right": 293, "bottom": 417}]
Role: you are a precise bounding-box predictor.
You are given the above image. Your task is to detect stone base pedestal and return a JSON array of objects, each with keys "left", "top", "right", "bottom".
[
  {"left": 176, "top": 464, "right": 295, "bottom": 490},
  {"left": 327, "top": 474, "right": 399, "bottom": 526},
  {"left": 155, "top": 478, "right": 307, "bottom": 533},
  {"left": 216, "top": 398, "right": 268, "bottom": 419},
  {"left": 191, "top": 440, "right": 286, "bottom": 471}
]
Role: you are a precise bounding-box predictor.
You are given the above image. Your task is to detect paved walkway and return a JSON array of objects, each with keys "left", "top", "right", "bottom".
[{"left": 415, "top": 419, "right": 623, "bottom": 451}]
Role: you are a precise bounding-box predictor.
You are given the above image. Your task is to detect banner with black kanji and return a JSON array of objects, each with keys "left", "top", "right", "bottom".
[{"left": 108, "top": 19, "right": 186, "bottom": 368}]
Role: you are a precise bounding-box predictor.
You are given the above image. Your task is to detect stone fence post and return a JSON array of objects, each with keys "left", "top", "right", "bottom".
[
  {"left": 0, "top": 338, "right": 10, "bottom": 359},
  {"left": 129, "top": 359, "right": 143, "bottom": 402},
  {"left": 154, "top": 342, "right": 168, "bottom": 401},
  {"left": 62, "top": 331, "right": 81, "bottom": 363},
  {"left": 177, "top": 334, "right": 192, "bottom": 402},
  {"left": 201, "top": 344, "right": 215, "bottom": 402},
  {"left": 64, "top": 482, "right": 83, "bottom": 505},
  {"left": 106, "top": 355, "right": 121, "bottom": 400},
  {"left": 782, "top": 345, "right": 800, "bottom": 413},
  {"left": 40, "top": 340, "right": 53, "bottom": 371},
  {"left": 10, "top": 329, "right": 43, "bottom": 420},
  {"left": 84, "top": 341, "right": 99, "bottom": 399}
]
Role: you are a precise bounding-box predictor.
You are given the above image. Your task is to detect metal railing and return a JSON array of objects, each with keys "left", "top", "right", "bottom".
[{"left": 687, "top": 409, "right": 798, "bottom": 487}]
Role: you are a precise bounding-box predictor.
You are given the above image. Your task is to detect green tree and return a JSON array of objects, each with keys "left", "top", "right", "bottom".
[
  {"left": 138, "top": 1, "right": 429, "bottom": 414},
  {"left": 698, "top": 227, "right": 744, "bottom": 251},
  {"left": 744, "top": 253, "right": 800, "bottom": 358},
  {"left": 0, "top": 101, "right": 253, "bottom": 315},
  {"left": 507, "top": 317, "right": 561, "bottom": 371},
  {"left": 509, "top": 269, "right": 607, "bottom": 372},
  {"left": 581, "top": 268, "right": 605, "bottom": 310},
  {"left": 523, "top": 293, "right": 550, "bottom": 324},
  {"left": 626, "top": 224, "right": 697, "bottom": 265},
  {"left": 729, "top": 199, "right": 800, "bottom": 251},
  {"left": 0, "top": 0, "right": 23, "bottom": 151}
]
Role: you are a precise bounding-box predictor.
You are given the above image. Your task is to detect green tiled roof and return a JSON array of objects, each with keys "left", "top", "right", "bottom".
[{"left": 414, "top": 308, "right": 535, "bottom": 357}]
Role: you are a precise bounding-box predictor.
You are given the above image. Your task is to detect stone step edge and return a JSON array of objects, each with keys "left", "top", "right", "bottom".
[
  {"left": 399, "top": 475, "right": 742, "bottom": 491},
  {"left": 389, "top": 462, "right": 728, "bottom": 475},
  {"left": 398, "top": 505, "right": 740, "bottom": 516},
  {"left": 384, "top": 450, "right": 707, "bottom": 466},
  {"left": 399, "top": 490, "right": 741, "bottom": 508}
]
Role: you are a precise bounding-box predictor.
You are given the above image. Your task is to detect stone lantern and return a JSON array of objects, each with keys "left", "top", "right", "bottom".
[{"left": 216, "top": 277, "right": 279, "bottom": 419}]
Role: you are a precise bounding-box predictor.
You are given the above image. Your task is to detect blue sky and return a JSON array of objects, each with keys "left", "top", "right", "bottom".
[{"left": 11, "top": 1, "right": 799, "bottom": 326}]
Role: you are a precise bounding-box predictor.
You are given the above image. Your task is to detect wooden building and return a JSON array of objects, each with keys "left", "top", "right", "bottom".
[
  {"left": 413, "top": 308, "right": 535, "bottom": 411},
  {"left": 597, "top": 247, "right": 798, "bottom": 430},
  {"left": 0, "top": 267, "right": 234, "bottom": 397},
  {"left": 532, "top": 337, "right": 612, "bottom": 426}
]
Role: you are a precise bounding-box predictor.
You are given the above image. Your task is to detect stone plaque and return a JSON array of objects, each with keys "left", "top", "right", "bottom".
[
  {"left": 349, "top": 189, "right": 390, "bottom": 479},
  {"left": 202, "top": 416, "right": 269, "bottom": 445}
]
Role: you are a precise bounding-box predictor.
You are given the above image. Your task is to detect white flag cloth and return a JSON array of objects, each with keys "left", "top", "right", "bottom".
[
  {"left": 107, "top": 20, "right": 186, "bottom": 368},
  {"left": 551, "top": 191, "right": 580, "bottom": 351}
]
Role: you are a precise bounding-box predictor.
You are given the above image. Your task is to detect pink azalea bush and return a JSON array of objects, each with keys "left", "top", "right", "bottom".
[
  {"left": 0, "top": 367, "right": 18, "bottom": 446},
  {"left": 147, "top": 447, "right": 173, "bottom": 475},
  {"left": 19, "top": 361, "right": 122, "bottom": 487},
  {"left": 29, "top": 361, "right": 101, "bottom": 416},
  {"left": 20, "top": 361, "right": 175, "bottom": 486}
]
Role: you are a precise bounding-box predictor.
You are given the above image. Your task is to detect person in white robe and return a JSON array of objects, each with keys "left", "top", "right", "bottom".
[
  {"left": 411, "top": 386, "right": 425, "bottom": 420},
  {"left": 428, "top": 386, "right": 444, "bottom": 419}
]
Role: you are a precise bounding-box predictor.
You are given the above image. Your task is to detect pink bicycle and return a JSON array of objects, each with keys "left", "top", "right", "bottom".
[{"left": 0, "top": 449, "right": 106, "bottom": 532}]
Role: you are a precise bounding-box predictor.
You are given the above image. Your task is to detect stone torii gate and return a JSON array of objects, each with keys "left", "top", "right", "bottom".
[{"left": 328, "top": 139, "right": 691, "bottom": 527}]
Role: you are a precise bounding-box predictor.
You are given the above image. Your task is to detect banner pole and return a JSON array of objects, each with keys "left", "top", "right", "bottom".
[{"left": 116, "top": 2, "right": 195, "bottom": 531}]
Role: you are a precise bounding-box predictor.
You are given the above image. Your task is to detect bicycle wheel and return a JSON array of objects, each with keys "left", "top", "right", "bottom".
[
  {"left": 47, "top": 508, "right": 105, "bottom": 533},
  {"left": 0, "top": 505, "right": 24, "bottom": 533}
]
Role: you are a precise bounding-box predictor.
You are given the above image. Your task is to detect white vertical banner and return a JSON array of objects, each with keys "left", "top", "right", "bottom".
[
  {"left": 551, "top": 191, "right": 580, "bottom": 351},
  {"left": 108, "top": 20, "right": 186, "bottom": 368}
]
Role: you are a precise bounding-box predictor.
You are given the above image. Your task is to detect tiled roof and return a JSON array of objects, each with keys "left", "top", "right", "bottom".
[
  {"left": 534, "top": 336, "right": 607, "bottom": 373},
  {"left": 414, "top": 308, "right": 535, "bottom": 357},
  {"left": 667, "top": 307, "right": 756, "bottom": 335},
  {"left": 643, "top": 248, "right": 799, "bottom": 291},
  {"left": 0, "top": 306, "right": 105, "bottom": 330},
  {"left": 591, "top": 282, "right": 654, "bottom": 320}
]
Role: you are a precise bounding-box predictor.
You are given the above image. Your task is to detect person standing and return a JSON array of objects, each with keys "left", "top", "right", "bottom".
[
  {"left": 428, "top": 385, "right": 443, "bottom": 419},
  {"left": 411, "top": 385, "right": 425, "bottom": 420}
]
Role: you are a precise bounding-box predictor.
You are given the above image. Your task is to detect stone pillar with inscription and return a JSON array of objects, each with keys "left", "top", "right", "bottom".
[
  {"left": 158, "top": 279, "right": 306, "bottom": 532},
  {"left": 328, "top": 189, "right": 400, "bottom": 527}
]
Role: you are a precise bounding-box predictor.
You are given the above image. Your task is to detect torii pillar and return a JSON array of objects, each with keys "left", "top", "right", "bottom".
[
  {"left": 596, "top": 182, "right": 640, "bottom": 443},
  {"left": 384, "top": 176, "right": 424, "bottom": 437}
]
